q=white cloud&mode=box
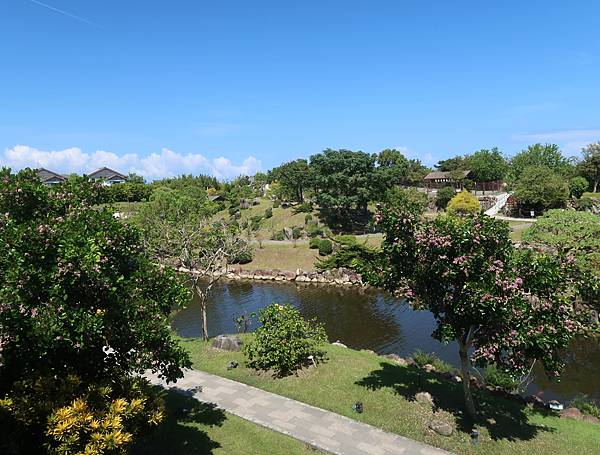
[512,129,600,154]
[0,145,262,180]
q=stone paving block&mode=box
[144,369,453,455]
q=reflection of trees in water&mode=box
[292,285,403,351]
[533,336,600,400]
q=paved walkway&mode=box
[146,369,452,455]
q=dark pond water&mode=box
[171,279,600,404]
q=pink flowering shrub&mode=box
[373,207,594,417]
[0,168,191,452]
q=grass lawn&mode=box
[243,242,321,271]
[133,388,320,454]
[507,220,534,242]
[180,335,600,455]
[582,192,599,199]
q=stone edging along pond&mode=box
[177,266,367,287]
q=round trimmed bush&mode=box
[264,207,273,218]
[243,304,328,375]
[309,238,320,249]
[292,226,303,239]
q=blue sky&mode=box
[1,1,599,179]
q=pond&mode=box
[171,279,600,404]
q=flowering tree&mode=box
[0,169,191,452]
[374,208,592,418]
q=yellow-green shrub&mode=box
[0,375,163,455]
[447,191,481,215]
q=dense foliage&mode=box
[435,187,455,210]
[577,142,600,193]
[371,207,594,417]
[569,176,589,199]
[508,143,573,183]
[135,186,249,340]
[522,209,600,277]
[466,148,508,186]
[513,165,569,213]
[0,168,190,452]
[310,148,376,215]
[446,190,481,215]
[269,159,312,202]
[244,304,328,375]
[385,186,428,213]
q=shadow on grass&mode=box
[356,362,555,442]
[133,388,225,455]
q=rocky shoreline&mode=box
[178,265,367,287]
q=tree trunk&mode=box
[459,341,477,419]
[594,180,598,193]
[201,299,208,341]
[194,283,209,341]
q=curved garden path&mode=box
[146,369,452,455]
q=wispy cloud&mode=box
[512,129,600,154]
[28,0,95,26]
[1,145,262,180]
[392,145,438,166]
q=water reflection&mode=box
[171,279,599,403]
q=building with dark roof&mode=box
[88,167,128,185]
[424,170,471,189]
[35,168,66,185]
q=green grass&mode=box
[243,242,320,271]
[582,192,599,199]
[507,220,534,242]
[133,388,320,454]
[180,335,600,455]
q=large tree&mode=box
[373,149,429,198]
[310,149,376,221]
[372,208,593,418]
[0,169,190,452]
[269,159,312,202]
[465,148,508,193]
[509,143,573,183]
[513,165,569,213]
[135,187,249,341]
[577,142,600,193]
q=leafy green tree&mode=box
[269,159,312,202]
[569,176,589,199]
[385,186,428,213]
[447,190,481,215]
[310,149,376,225]
[135,188,249,341]
[152,174,220,192]
[466,148,508,193]
[435,155,468,172]
[0,168,190,452]
[373,209,593,418]
[509,143,573,183]
[373,149,430,197]
[435,186,455,210]
[127,172,146,184]
[577,142,600,193]
[513,165,569,213]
